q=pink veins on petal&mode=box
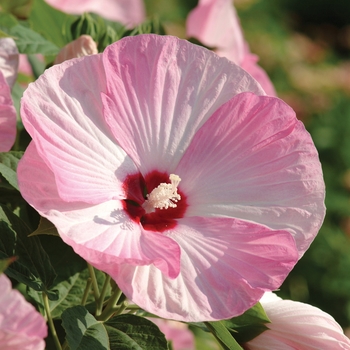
[17,34,325,322]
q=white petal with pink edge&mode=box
[20,54,138,204]
[244,292,350,349]
[102,34,264,175]
[112,216,298,322]
[177,92,325,258]
[18,142,181,277]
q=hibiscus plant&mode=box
[0,0,349,349]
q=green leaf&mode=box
[0,151,23,190]
[29,217,59,237]
[105,314,168,350]
[29,0,76,48]
[11,23,59,55]
[28,235,110,318]
[28,235,87,316]
[62,305,109,350]
[11,82,25,121]
[122,17,166,38]
[70,12,125,52]
[0,12,59,55]
[0,30,11,38]
[0,204,57,298]
[205,321,243,350]
[0,12,18,28]
[27,53,46,78]
[222,302,270,344]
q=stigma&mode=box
[143,174,181,213]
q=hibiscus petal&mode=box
[112,216,298,322]
[20,54,138,204]
[57,202,181,278]
[0,71,16,152]
[177,92,325,257]
[0,38,19,88]
[102,34,264,175]
[186,0,245,65]
[0,274,47,350]
[186,1,276,96]
[244,292,350,349]
[18,142,180,277]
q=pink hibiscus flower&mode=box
[0,38,18,152]
[186,0,276,96]
[18,34,325,321]
[244,292,350,349]
[149,318,195,350]
[0,274,47,350]
[45,0,145,27]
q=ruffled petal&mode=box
[0,38,19,88]
[177,92,325,257]
[112,216,298,322]
[186,0,245,65]
[244,292,350,349]
[18,142,180,277]
[55,202,181,278]
[102,34,263,175]
[20,54,139,204]
[186,1,276,96]
[0,71,16,152]
[0,274,47,350]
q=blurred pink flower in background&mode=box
[186,0,276,96]
[18,54,34,77]
[18,34,324,321]
[0,38,18,89]
[0,274,47,350]
[244,292,350,349]
[54,35,98,65]
[45,0,145,27]
[149,318,195,350]
[0,38,18,152]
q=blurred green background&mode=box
[144,0,350,332]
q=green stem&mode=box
[81,278,93,306]
[87,263,100,303]
[98,300,129,321]
[43,292,62,350]
[96,285,123,321]
[126,304,141,309]
[114,300,129,316]
[96,275,111,316]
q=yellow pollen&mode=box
[143,174,181,213]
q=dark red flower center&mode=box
[122,170,188,232]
